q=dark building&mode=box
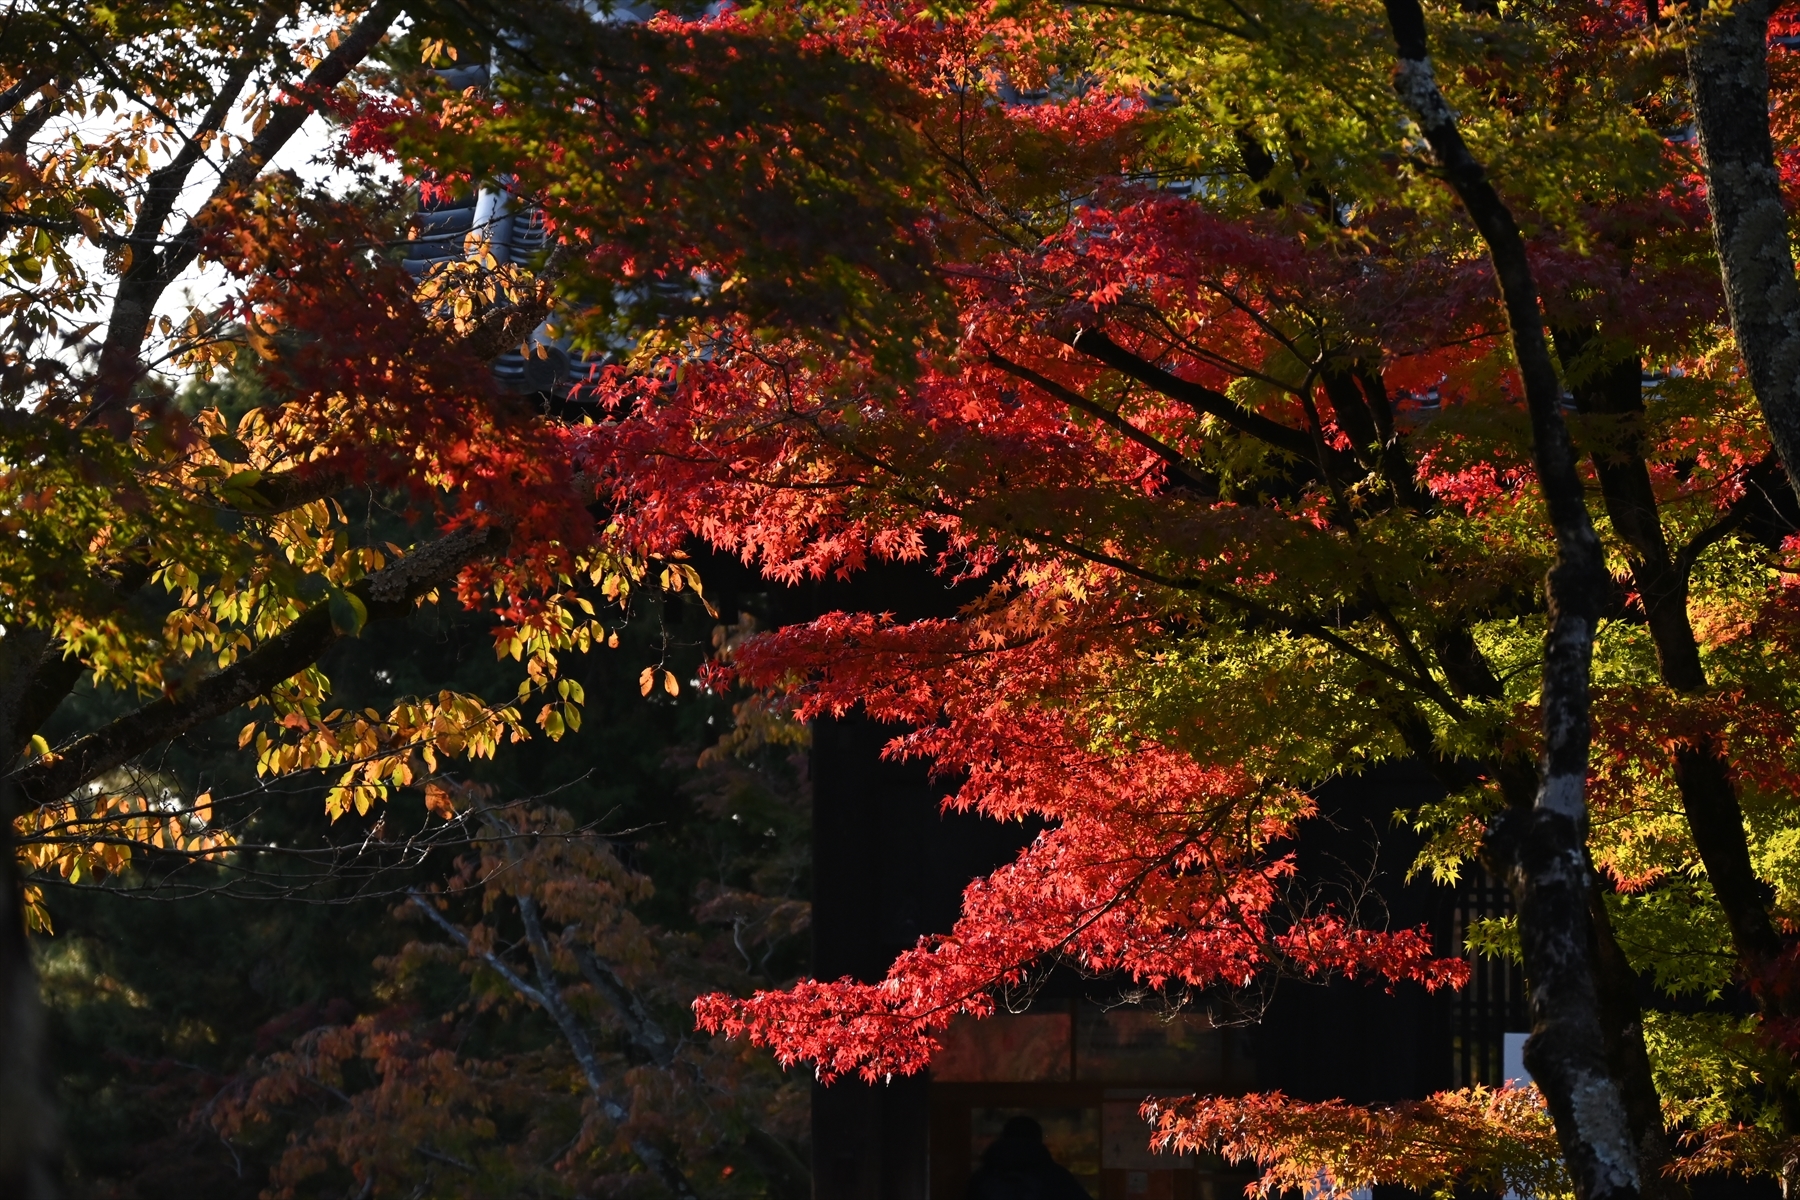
[809,711,1527,1200]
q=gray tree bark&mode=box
[1385,3,1640,1197]
[409,891,702,1199]
[1687,0,1800,501]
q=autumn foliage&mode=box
[383,0,1800,1189]
[1148,1087,1569,1196]
[18,0,1800,1192]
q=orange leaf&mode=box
[424,782,457,819]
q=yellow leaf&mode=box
[662,670,679,697]
[21,886,51,935]
[639,667,655,696]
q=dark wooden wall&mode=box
[808,729,1485,1199]
[811,713,1034,1200]
[1252,763,1461,1105]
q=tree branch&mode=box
[91,0,403,427]
[1016,521,1469,715]
[985,349,1216,494]
[128,6,282,256]
[1067,327,1340,469]
[221,455,363,514]
[1322,366,1431,511]
[462,804,704,1200]
[515,893,614,1095]
[0,70,54,120]
[176,0,403,271]
[8,558,154,763]
[0,85,63,158]
[408,891,549,1007]
[1555,327,1704,692]
[1672,452,1794,582]
[0,214,125,246]
[514,894,701,1200]
[573,945,676,1068]
[11,523,508,808]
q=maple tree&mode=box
[204,736,815,1200]
[345,0,1800,1194]
[200,734,813,1200]
[25,579,815,1199]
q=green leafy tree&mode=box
[0,1,710,1191]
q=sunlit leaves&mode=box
[1147,1086,1569,1199]
[0,5,670,918]
[14,770,233,889]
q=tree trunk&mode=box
[1589,880,1684,1200]
[1686,0,1800,501]
[1384,3,1640,1196]
[1556,324,1800,1184]
[0,820,53,1199]
[0,629,57,1197]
